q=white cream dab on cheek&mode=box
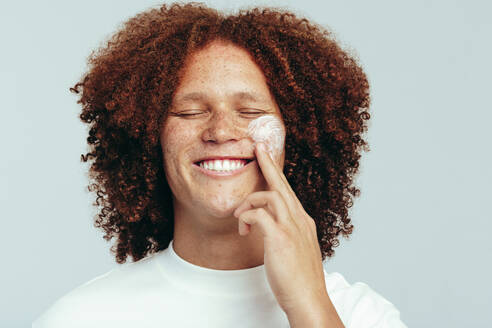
[247,115,285,161]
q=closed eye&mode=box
[239,109,265,116]
[170,110,206,118]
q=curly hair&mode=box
[70,2,371,264]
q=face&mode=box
[160,40,285,221]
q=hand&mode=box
[233,142,343,326]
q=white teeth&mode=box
[199,159,247,172]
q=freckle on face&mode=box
[159,40,285,220]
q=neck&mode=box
[172,201,265,270]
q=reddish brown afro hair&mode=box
[70,2,371,264]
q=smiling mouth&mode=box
[193,158,255,175]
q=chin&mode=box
[205,208,236,220]
[204,194,241,218]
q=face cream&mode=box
[247,115,285,162]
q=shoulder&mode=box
[33,253,162,328]
[324,270,408,328]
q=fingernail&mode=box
[258,142,266,151]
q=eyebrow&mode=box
[173,91,270,105]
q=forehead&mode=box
[174,41,271,96]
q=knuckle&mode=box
[254,207,267,217]
[271,190,284,204]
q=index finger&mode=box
[255,142,305,214]
[255,142,283,190]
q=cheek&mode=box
[160,121,195,165]
[161,125,177,162]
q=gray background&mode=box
[1,0,490,327]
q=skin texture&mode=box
[161,41,285,270]
[71,2,370,270]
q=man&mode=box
[34,3,407,327]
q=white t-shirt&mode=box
[33,240,407,327]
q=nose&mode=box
[201,110,245,144]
